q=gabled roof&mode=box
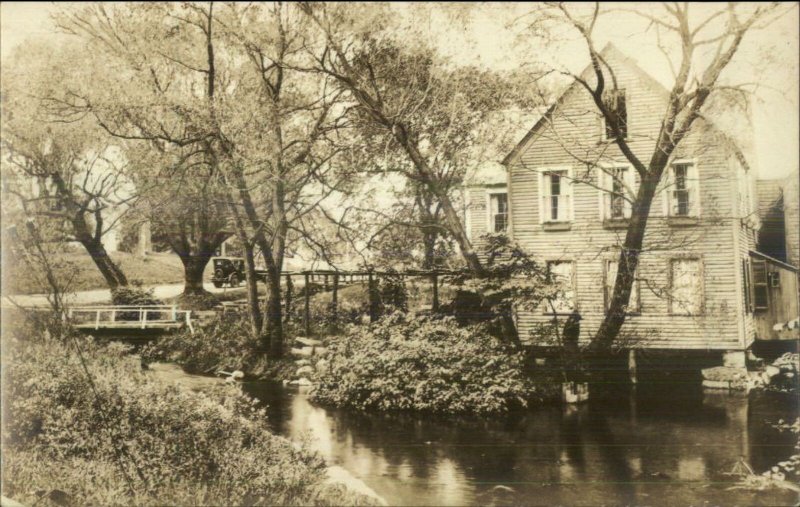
[502,43,669,167]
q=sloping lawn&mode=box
[5,251,187,295]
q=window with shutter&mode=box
[751,260,768,311]
[539,169,572,223]
[742,259,752,313]
[668,162,700,218]
[488,192,508,233]
[599,165,635,220]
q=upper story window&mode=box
[599,165,635,220]
[602,89,627,141]
[488,192,508,233]
[667,161,700,218]
[538,168,573,224]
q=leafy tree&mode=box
[300,3,539,277]
[1,42,134,291]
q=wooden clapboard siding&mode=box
[506,47,748,350]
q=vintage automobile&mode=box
[211,257,246,288]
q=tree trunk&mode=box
[591,171,663,352]
[422,229,437,270]
[242,242,263,335]
[179,254,211,295]
[79,237,129,290]
[264,265,284,358]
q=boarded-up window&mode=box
[751,260,768,311]
[670,258,703,315]
[546,260,576,314]
[602,89,627,140]
[605,259,640,313]
[489,193,508,233]
[539,169,573,223]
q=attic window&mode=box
[602,89,627,140]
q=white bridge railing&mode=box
[66,305,194,333]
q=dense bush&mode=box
[377,270,408,314]
[111,285,163,306]
[2,332,378,506]
[288,284,371,336]
[311,312,559,414]
[141,313,268,376]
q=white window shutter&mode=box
[624,167,636,218]
[568,167,575,221]
[690,163,701,217]
[537,171,545,224]
[597,168,607,220]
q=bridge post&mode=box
[368,272,379,323]
[304,273,311,336]
[331,273,339,326]
[324,274,329,291]
[285,274,293,323]
[141,308,147,329]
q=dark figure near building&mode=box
[563,310,582,378]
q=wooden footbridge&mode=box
[50,268,455,337]
[66,305,195,333]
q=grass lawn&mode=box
[5,251,191,295]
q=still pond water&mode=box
[242,380,798,506]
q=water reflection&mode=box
[242,382,798,506]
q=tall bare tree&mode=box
[520,2,786,352]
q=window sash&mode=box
[540,169,572,223]
[751,259,769,310]
[489,193,508,232]
[667,163,699,217]
[599,166,635,219]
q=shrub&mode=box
[311,312,558,414]
[141,313,266,375]
[111,285,165,321]
[377,270,408,314]
[2,333,379,506]
[111,285,164,307]
[288,284,371,336]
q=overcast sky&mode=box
[2,2,798,179]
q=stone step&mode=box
[295,337,324,347]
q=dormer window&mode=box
[602,89,627,140]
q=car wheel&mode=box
[229,273,239,287]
